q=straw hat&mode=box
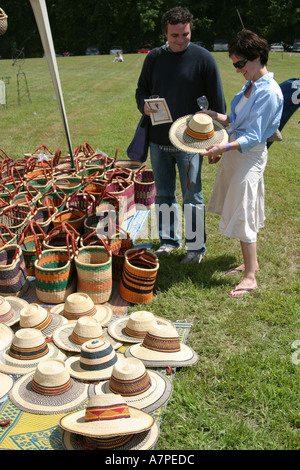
[0,328,66,375]
[169,113,228,154]
[89,356,173,413]
[49,292,113,326]
[107,310,173,344]
[0,296,29,327]
[0,372,14,400]
[52,316,121,353]
[19,303,68,337]
[59,393,154,438]
[125,324,199,367]
[0,323,14,351]
[65,339,120,381]
[61,422,160,450]
[9,358,89,414]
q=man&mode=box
[135,6,226,263]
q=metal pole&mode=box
[29,0,74,167]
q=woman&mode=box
[201,29,283,297]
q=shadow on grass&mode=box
[154,251,238,293]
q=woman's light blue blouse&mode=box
[227,72,283,153]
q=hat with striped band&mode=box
[88,356,173,413]
[59,393,154,438]
[107,310,173,344]
[0,372,14,400]
[9,358,89,414]
[124,324,199,367]
[65,339,120,381]
[0,323,14,351]
[169,113,228,154]
[49,292,113,326]
[52,316,121,353]
[0,296,29,327]
[19,303,68,337]
[61,421,160,450]
[0,328,66,375]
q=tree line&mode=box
[0,0,299,59]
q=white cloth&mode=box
[207,140,267,243]
[0,81,6,105]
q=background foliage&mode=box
[0,0,299,58]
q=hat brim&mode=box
[0,323,14,351]
[89,369,173,413]
[0,297,29,327]
[65,352,121,381]
[52,322,122,353]
[49,304,113,326]
[124,342,199,367]
[59,404,154,438]
[107,316,173,344]
[0,372,14,399]
[9,371,88,414]
[61,421,160,450]
[0,342,67,375]
[169,114,228,154]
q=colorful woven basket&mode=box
[75,243,112,304]
[108,226,134,281]
[19,220,45,276]
[106,177,136,220]
[34,247,77,304]
[0,244,29,297]
[134,167,156,209]
[119,248,159,304]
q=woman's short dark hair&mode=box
[161,6,193,33]
[228,29,269,65]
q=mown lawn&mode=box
[0,51,299,450]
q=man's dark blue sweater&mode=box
[136,42,226,146]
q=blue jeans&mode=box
[150,142,206,253]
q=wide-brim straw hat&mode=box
[59,393,154,438]
[0,323,14,351]
[49,292,113,326]
[169,113,228,154]
[9,358,89,414]
[0,372,14,400]
[125,324,199,367]
[52,316,121,353]
[0,296,29,327]
[0,328,66,375]
[65,339,120,381]
[19,303,68,337]
[107,310,173,344]
[61,421,160,450]
[89,356,173,413]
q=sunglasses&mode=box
[233,58,248,69]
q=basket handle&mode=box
[127,248,157,268]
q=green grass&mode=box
[0,52,299,450]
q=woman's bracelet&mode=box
[225,143,231,152]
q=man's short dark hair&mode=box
[161,6,193,33]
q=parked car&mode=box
[137,45,151,53]
[85,46,100,55]
[110,46,123,55]
[213,39,229,51]
[270,44,284,52]
[292,39,300,52]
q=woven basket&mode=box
[0,8,8,36]
[0,244,29,297]
[75,243,112,304]
[66,189,96,217]
[119,248,159,304]
[42,222,80,251]
[19,220,45,276]
[106,177,136,220]
[134,167,156,208]
[32,197,58,234]
[0,224,17,248]
[108,225,134,281]
[34,246,77,304]
[0,203,33,241]
[114,159,143,177]
[52,206,87,232]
